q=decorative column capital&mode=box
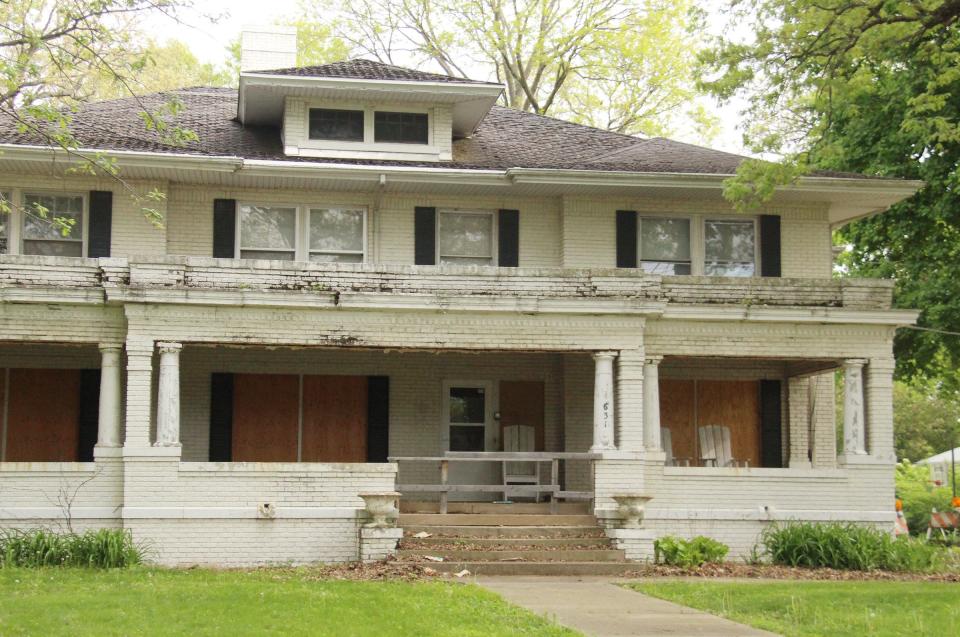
[644,355,664,366]
[593,350,618,362]
[157,342,183,355]
[843,358,867,369]
[98,342,123,354]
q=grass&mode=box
[0,568,578,637]
[628,580,960,637]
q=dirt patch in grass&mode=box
[620,562,960,582]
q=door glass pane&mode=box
[438,212,493,262]
[309,208,364,252]
[239,205,296,252]
[704,219,755,277]
[449,425,485,452]
[449,387,485,424]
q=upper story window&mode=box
[704,219,756,277]
[0,191,9,254]
[438,210,495,266]
[22,193,84,257]
[374,112,429,144]
[639,217,691,275]
[237,202,366,263]
[308,108,364,141]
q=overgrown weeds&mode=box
[654,535,729,568]
[0,528,144,568]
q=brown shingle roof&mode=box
[0,85,865,178]
[248,58,501,86]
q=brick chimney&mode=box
[240,26,297,72]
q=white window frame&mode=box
[306,206,368,263]
[436,209,498,266]
[302,100,435,153]
[235,202,368,263]
[637,214,694,276]
[702,216,759,278]
[17,190,88,258]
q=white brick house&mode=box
[0,32,921,565]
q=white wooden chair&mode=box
[660,428,690,466]
[503,425,539,501]
[698,425,748,468]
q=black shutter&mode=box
[77,369,101,462]
[88,191,113,258]
[616,210,638,268]
[213,199,237,258]
[414,207,436,265]
[759,380,783,468]
[498,209,519,267]
[759,215,781,277]
[209,373,234,462]
[367,376,390,462]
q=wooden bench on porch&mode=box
[389,451,599,514]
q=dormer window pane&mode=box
[705,219,756,277]
[309,208,364,263]
[374,112,429,144]
[438,211,493,265]
[239,204,296,260]
[309,108,364,141]
[22,193,83,257]
[639,217,691,275]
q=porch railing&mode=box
[389,451,598,514]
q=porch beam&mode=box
[96,344,123,448]
[154,342,182,448]
[842,358,867,456]
[642,356,663,452]
[590,351,617,452]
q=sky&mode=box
[144,0,750,154]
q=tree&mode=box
[701,1,960,388]
[0,1,196,229]
[293,0,714,138]
[892,380,960,462]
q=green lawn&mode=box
[0,568,577,637]
[628,580,960,637]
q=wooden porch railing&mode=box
[389,451,598,514]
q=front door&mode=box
[442,381,498,500]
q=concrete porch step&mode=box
[400,501,590,515]
[398,548,625,562]
[403,525,606,538]
[398,513,596,527]
[402,536,612,548]
[424,561,640,576]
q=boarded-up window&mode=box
[4,369,81,462]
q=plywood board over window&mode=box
[4,369,81,462]
[301,375,367,462]
[232,374,299,462]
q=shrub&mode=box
[654,535,729,567]
[896,461,954,535]
[0,528,144,568]
[761,521,945,572]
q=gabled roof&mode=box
[247,58,501,86]
[0,85,867,179]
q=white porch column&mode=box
[642,355,663,451]
[591,351,617,452]
[123,341,154,448]
[154,342,182,447]
[865,357,896,461]
[615,349,644,451]
[96,344,123,448]
[843,358,867,456]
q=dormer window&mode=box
[308,108,364,141]
[374,112,429,144]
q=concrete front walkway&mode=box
[478,576,779,637]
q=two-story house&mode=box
[0,27,920,566]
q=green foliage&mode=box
[653,535,729,567]
[895,460,955,535]
[892,380,960,462]
[0,529,144,568]
[702,1,960,388]
[761,521,944,572]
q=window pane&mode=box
[0,191,9,254]
[23,240,83,257]
[640,218,690,261]
[641,261,692,275]
[239,205,296,251]
[308,109,364,141]
[705,219,755,277]
[374,111,429,144]
[449,425,485,452]
[309,208,363,252]
[23,194,83,241]
[440,256,495,266]
[449,387,485,424]
[239,249,295,261]
[438,212,492,260]
[309,252,363,263]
